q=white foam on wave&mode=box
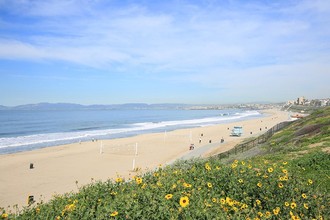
[0,110,261,150]
[133,110,260,129]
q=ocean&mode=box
[0,109,263,154]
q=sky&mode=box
[0,0,329,106]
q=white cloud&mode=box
[0,0,329,94]
[0,40,46,59]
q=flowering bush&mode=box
[3,151,329,220]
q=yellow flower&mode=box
[282,169,288,174]
[115,177,123,183]
[227,200,234,206]
[1,213,8,219]
[302,193,307,199]
[291,202,297,209]
[110,211,118,217]
[273,207,280,215]
[220,198,226,204]
[212,198,217,203]
[303,203,309,209]
[63,203,76,213]
[241,161,246,165]
[36,207,40,213]
[291,215,300,220]
[248,164,252,169]
[285,202,289,207]
[55,216,61,220]
[257,182,262,188]
[308,179,313,185]
[258,212,263,217]
[183,183,192,188]
[135,177,143,185]
[268,167,274,173]
[238,179,244,184]
[231,163,237,169]
[283,161,288,165]
[205,163,211,171]
[165,194,173,200]
[256,199,261,206]
[216,166,221,170]
[278,183,284,188]
[207,182,213,188]
[241,204,248,210]
[265,211,271,218]
[179,196,189,208]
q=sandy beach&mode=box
[0,109,289,209]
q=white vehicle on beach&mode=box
[231,126,243,137]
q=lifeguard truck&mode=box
[231,126,243,137]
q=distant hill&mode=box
[0,103,191,110]
[12,103,83,110]
[0,105,9,110]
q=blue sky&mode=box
[0,0,329,106]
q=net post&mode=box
[100,141,103,154]
[135,143,138,156]
[132,158,136,171]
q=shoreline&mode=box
[0,109,262,155]
[0,109,289,209]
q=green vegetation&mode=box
[2,107,329,219]
[286,105,323,114]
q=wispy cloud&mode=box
[1,1,328,69]
[0,0,329,104]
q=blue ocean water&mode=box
[0,109,263,154]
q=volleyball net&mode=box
[100,141,138,156]
[163,130,192,142]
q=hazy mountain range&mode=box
[0,103,193,110]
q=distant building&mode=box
[286,96,329,108]
[297,96,306,105]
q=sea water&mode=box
[0,109,263,154]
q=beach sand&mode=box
[0,109,289,209]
